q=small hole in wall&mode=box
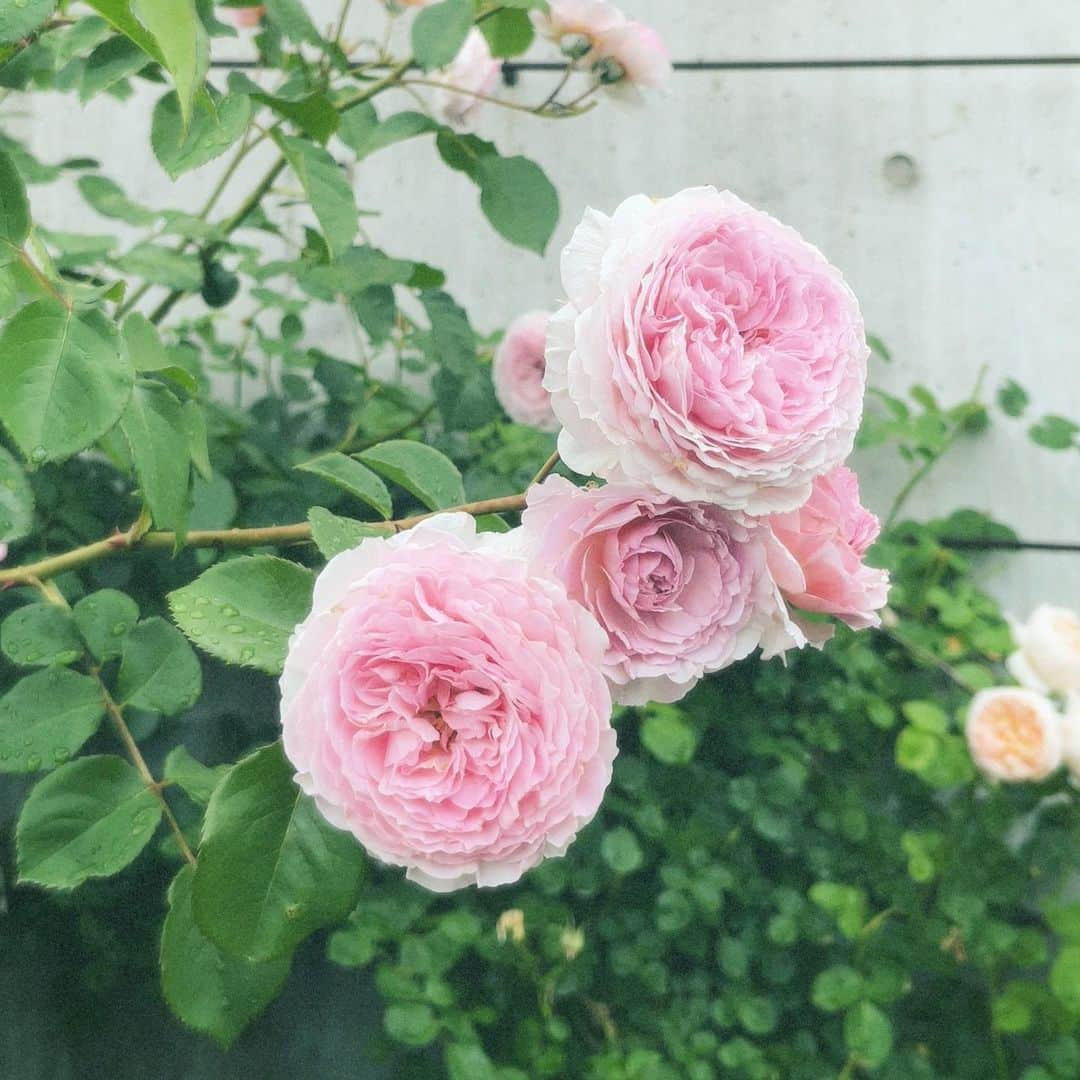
[883,153,919,189]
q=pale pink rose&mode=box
[965,687,1063,783]
[0,543,6,562]
[766,465,889,637]
[493,311,558,432]
[530,0,627,59]
[224,5,265,28]
[545,188,869,514]
[431,29,501,132]
[1006,604,1080,695]
[521,476,804,705]
[280,514,616,892]
[593,21,672,97]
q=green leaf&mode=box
[0,0,58,47]
[385,1002,440,1047]
[77,174,157,226]
[16,755,162,888]
[844,1001,893,1068]
[84,0,166,65]
[168,555,314,674]
[122,312,170,372]
[1051,946,1080,1012]
[161,865,291,1049]
[476,154,559,255]
[272,132,358,260]
[812,966,865,1012]
[117,617,202,716]
[151,87,252,179]
[446,1044,498,1080]
[297,453,392,519]
[116,244,204,290]
[1,603,84,667]
[640,706,698,765]
[1029,414,1079,451]
[120,382,193,534]
[80,35,150,102]
[192,742,365,961]
[0,668,104,774]
[163,746,228,806]
[263,0,322,44]
[479,9,534,57]
[997,379,1029,418]
[338,107,439,162]
[227,74,339,144]
[421,289,475,375]
[307,507,384,560]
[601,827,644,874]
[0,299,132,463]
[0,146,30,247]
[358,440,465,511]
[412,0,475,71]
[68,597,138,676]
[0,444,34,542]
[132,0,209,128]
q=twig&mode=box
[531,450,561,486]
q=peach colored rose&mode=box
[1006,604,1080,695]
[224,5,265,29]
[493,310,558,431]
[545,188,869,514]
[522,476,804,705]
[431,29,501,132]
[767,465,889,638]
[531,0,627,60]
[965,687,1063,783]
[280,514,615,892]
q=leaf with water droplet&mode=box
[117,617,202,717]
[73,589,139,663]
[1,603,84,668]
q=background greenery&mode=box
[0,3,1078,1078]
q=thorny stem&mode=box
[0,494,530,587]
[531,450,561,486]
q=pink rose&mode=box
[545,187,869,513]
[493,310,558,432]
[965,687,1063,783]
[1064,694,1080,783]
[224,5,265,28]
[531,1,627,59]
[280,514,616,892]
[431,29,501,132]
[593,22,672,98]
[766,465,889,637]
[521,476,804,705]
[0,543,6,562]
[1006,604,1080,695]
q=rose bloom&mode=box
[280,514,616,892]
[593,22,672,98]
[1006,604,1080,695]
[0,543,6,562]
[965,687,1063,783]
[767,465,889,639]
[545,187,869,514]
[531,1,627,58]
[522,476,804,705]
[223,5,265,28]
[493,310,558,431]
[431,29,501,132]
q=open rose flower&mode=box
[766,465,889,640]
[493,310,558,431]
[280,514,615,892]
[431,29,501,132]
[521,476,804,705]
[1006,604,1080,695]
[545,187,869,514]
[223,5,265,28]
[531,1,627,60]
[965,687,1063,783]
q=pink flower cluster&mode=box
[281,188,888,892]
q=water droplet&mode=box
[221,605,239,617]
[225,624,243,634]
[111,622,128,636]
[25,753,41,771]
[30,446,46,464]
[53,746,70,764]
[239,646,255,663]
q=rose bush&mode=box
[0,1,1077,1077]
